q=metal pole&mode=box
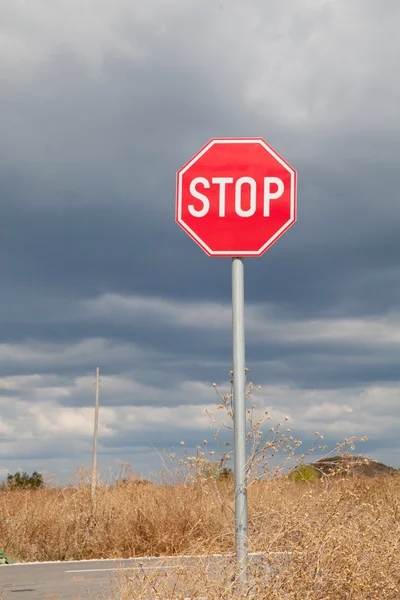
[232,257,248,583]
[91,367,100,501]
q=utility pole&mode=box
[91,367,100,501]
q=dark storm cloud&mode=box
[2,144,400,333]
[1,0,400,475]
[4,304,400,400]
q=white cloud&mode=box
[0,370,219,476]
[250,313,400,349]
[83,293,232,330]
[0,366,399,473]
[2,293,400,470]
[0,337,150,368]
[243,0,400,139]
[245,382,400,440]
[28,403,115,438]
[0,369,216,412]
[82,292,400,352]
[6,303,400,369]
[0,0,398,179]
[0,0,162,73]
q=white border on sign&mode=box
[176,138,297,257]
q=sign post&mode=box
[176,138,297,583]
[232,256,248,582]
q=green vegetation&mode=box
[288,464,320,483]
[2,471,44,490]
[0,549,14,564]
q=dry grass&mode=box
[1,474,399,598]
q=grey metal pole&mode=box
[91,367,100,501]
[232,257,248,583]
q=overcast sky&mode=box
[1,0,400,481]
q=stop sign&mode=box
[176,138,296,257]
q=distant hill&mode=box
[309,455,398,478]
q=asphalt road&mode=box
[0,553,288,599]
[2,556,184,599]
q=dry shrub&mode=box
[111,475,400,599]
[0,478,233,562]
[247,476,400,598]
[0,474,399,597]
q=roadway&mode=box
[0,553,288,599]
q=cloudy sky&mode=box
[1,0,400,481]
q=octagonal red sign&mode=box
[176,138,296,257]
